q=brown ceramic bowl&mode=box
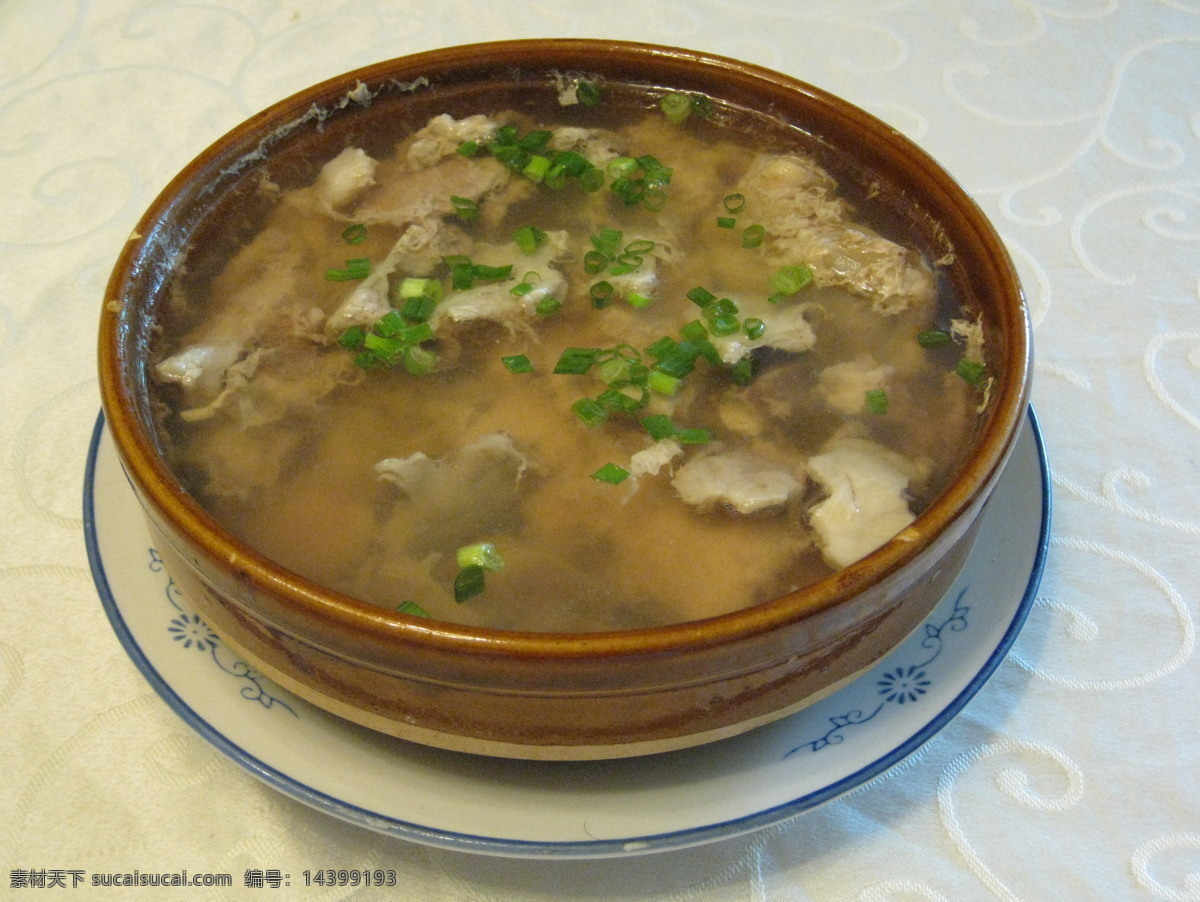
[98,39,1031,759]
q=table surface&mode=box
[3,2,1198,899]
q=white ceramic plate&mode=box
[84,408,1049,859]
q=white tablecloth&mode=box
[3,1,1198,899]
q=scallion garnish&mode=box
[583,250,609,275]
[647,370,681,396]
[535,296,562,316]
[341,223,367,245]
[571,397,608,428]
[456,542,505,572]
[917,329,953,349]
[501,354,534,374]
[337,325,366,351]
[956,358,987,386]
[451,195,480,221]
[770,264,814,296]
[396,600,431,618]
[591,463,630,485]
[454,566,487,603]
[576,80,602,106]
[400,294,438,323]
[554,347,601,375]
[325,257,372,281]
[513,225,547,255]
[676,427,712,444]
[522,155,553,183]
[644,335,678,359]
[743,317,766,340]
[865,388,889,415]
[590,281,615,308]
[627,291,654,308]
[402,344,439,376]
[641,413,677,441]
[660,92,693,126]
[716,216,736,229]
[723,193,747,214]
[741,224,766,248]
[686,286,717,308]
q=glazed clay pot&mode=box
[98,39,1031,759]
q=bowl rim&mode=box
[98,37,1032,661]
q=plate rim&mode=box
[83,406,1051,859]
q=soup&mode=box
[149,79,990,632]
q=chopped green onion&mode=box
[501,354,534,374]
[591,227,624,257]
[535,296,562,316]
[454,566,487,603]
[642,413,677,441]
[686,286,717,308]
[522,154,553,183]
[624,239,656,255]
[689,94,714,118]
[554,347,601,375]
[325,256,371,281]
[450,261,474,290]
[583,250,609,275]
[676,427,712,444]
[518,130,553,152]
[451,195,479,221]
[607,157,638,179]
[647,370,681,396]
[457,140,480,157]
[741,224,766,248]
[707,313,740,336]
[571,397,608,428]
[513,225,547,254]
[396,600,431,618]
[770,264,814,295]
[590,281,615,308]
[917,329,953,349]
[396,276,440,300]
[576,80,602,106]
[956,358,987,386]
[660,91,692,126]
[337,325,365,351]
[396,322,434,344]
[709,297,739,317]
[402,345,438,376]
[743,317,766,340]
[457,542,505,572]
[591,463,630,485]
[716,216,736,229]
[596,355,634,385]
[644,335,678,359]
[626,291,654,308]
[400,294,438,323]
[642,189,668,211]
[723,193,746,214]
[472,263,513,282]
[865,388,889,415]
[341,223,367,245]
[597,383,649,413]
[652,340,699,378]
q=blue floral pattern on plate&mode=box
[786,587,970,756]
[148,548,297,717]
